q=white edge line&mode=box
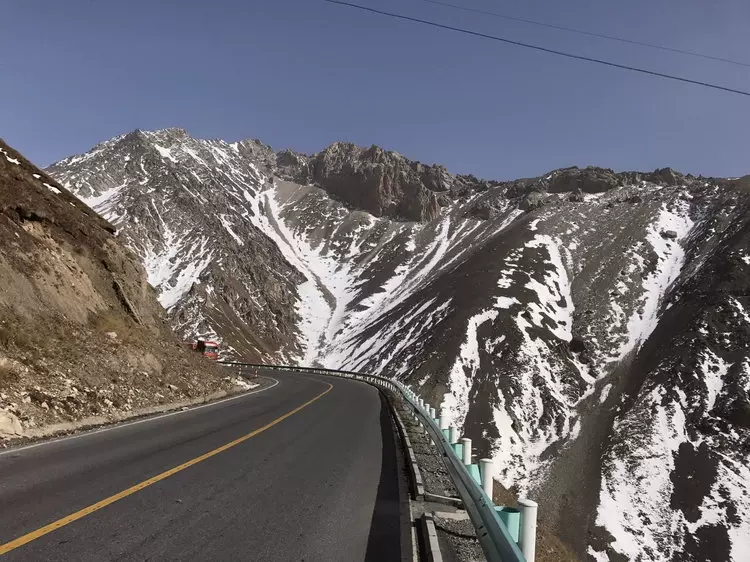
[0,377,280,457]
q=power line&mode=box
[324,0,750,98]
[421,0,750,69]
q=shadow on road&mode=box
[364,391,406,561]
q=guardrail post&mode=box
[495,506,521,544]
[437,416,447,439]
[429,407,436,420]
[448,426,458,444]
[479,458,493,498]
[460,438,472,465]
[518,498,538,562]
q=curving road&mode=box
[0,371,407,561]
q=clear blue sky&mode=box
[2,0,748,180]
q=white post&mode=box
[448,426,458,444]
[429,407,436,421]
[518,498,538,562]
[460,438,472,465]
[479,458,493,498]
[439,415,449,430]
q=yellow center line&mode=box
[0,382,333,556]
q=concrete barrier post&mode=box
[518,498,538,562]
[479,458,493,498]
[460,438,472,465]
[439,415,448,430]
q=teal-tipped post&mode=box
[495,506,521,544]
[468,463,481,486]
[452,442,463,459]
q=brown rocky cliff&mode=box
[0,139,239,442]
[277,142,488,222]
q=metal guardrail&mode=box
[222,361,531,562]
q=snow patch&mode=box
[218,214,243,245]
[154,144,177,163]
[618,203,694,357]
[698,349,731,412]
[229,377,259,391]
[596,387,687,560]
[495,296,519,309]
[442,309,499,427]
[729,297,750,325]
[524,235,574,341]
[43,183,61,195]
[0,148,20,165]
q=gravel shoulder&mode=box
[1,373,275,450]
[389,390,485,562]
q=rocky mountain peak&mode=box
[649,166,685,186]
[142,127,190,143]
[307,142,443,221]
[273,140,489,222]
[545,166,620,194]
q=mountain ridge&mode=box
[47,128,750,561]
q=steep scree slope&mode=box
[0,138,239,443]
[49,130,750,561]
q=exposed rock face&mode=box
[520,190,547,211]
[0,138,238,443]
[49,129,750,561]
[276,142,488,221]
[546,166,620,194]
[0,408,23,438]
[648,166,684,186]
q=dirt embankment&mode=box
[0,139,243,443]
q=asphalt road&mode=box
[0,371,407,561]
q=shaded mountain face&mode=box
[276,142,492,221]
[49,130,750,561]
[0,139,239,442]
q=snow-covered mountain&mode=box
[48,129,750,561]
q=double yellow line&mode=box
[0,383,333,556]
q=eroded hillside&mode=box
[0,139,241,443]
